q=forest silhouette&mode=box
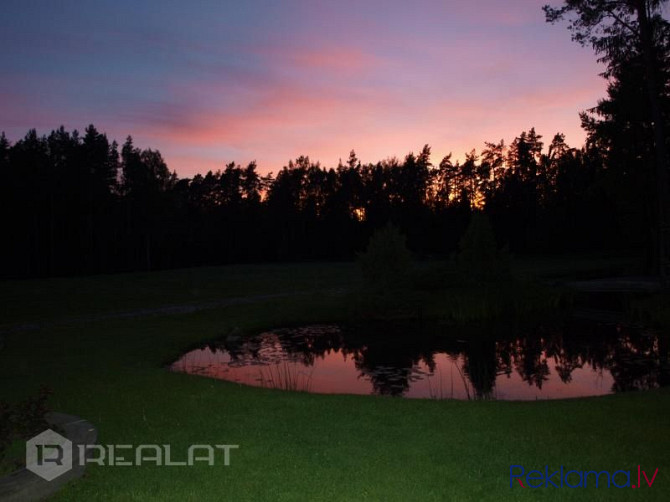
[1,1,668,279]
[0,124,650,278]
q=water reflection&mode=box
[170,319,669,400]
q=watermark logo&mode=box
[510,465,659,489]
[26,429,73,481]
[26,429,239,481]
[81,444,239,467]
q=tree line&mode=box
[0,123,641,278]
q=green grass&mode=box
[1,258,669,500]
[0,262,357,327]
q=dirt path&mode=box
[0,288,346,335]
[564,276,662,292]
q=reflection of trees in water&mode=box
[541,326,584,383]
[607,332,666,392]
[508,321,670,394]
[344,323,438,396]
[550,346,585,384]
[200,320,669,397]
[353,348,436,396]
[462,338,497,399]
[215,325,353,367]
[510,335,550,389]
[354,348,413,396]
[274,325,351,366]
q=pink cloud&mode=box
[272,46,378,74]
[130,64,606,177]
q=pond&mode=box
[170,314,670,400]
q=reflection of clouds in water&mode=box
[170,321,669,400]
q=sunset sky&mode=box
[1,0,607,178]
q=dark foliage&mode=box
[0,121,650,279]
[0,386,51,463]
[456,211,510,284]
[358,223,412,292]
[544,0,670,279]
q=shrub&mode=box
[456,211,510,284]
[355,224,416,319]
[358,223,412,293]
[0,386,51,465]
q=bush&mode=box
[358,223,412,293]
[0,386,51,466]
[456,211,510,284]
[354,224,416,319]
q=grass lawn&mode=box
[1,257,669,500]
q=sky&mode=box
[0,0,608,178]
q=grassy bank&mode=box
[631,292,670,328]
[1,257,668,500]
[0,262,358,327]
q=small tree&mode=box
[354,223,416,319]
[457,211,509,284]
[358,223,412,292]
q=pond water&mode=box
[170,317,669,400]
